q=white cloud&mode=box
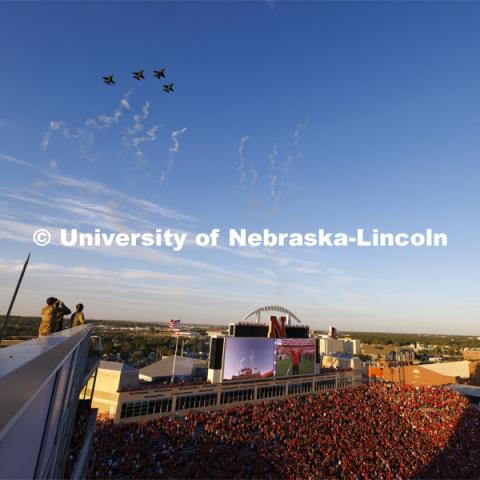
[160,127,188,184]
[293,119,308,148]
[268,144,278,199]
[88,91,132,130]
[238,135,250,188]
[49,173,196,222]
[126,102,150,135]
[131,124,162,159]
[42,120,81,150]
[48,159,58,171]
[122,102,164,161]
[265,119,309,206]
[0,153,33,168]
[0,259,193,288]
[285,118,309,173]
[42,91,131,152]
[168,127,188,157]
[238,136,259,191]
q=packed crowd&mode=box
[88,384,480,479]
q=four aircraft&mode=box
[102,68,174,93]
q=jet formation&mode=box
[102,68,173,93]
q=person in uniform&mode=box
[55,300,71,332]
[38,297,71,336]
[71,303,86,327]
[39,297,57,336]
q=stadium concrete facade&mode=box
[0,325,97,480]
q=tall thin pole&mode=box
[171,333,180,384]
[0,252,30,342]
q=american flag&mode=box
[169,319,181,337]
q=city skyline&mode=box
[1,2,480,334]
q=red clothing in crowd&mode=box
[88,383,480,480]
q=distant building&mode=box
[463,349,480,361]
[318,336,345,355]
[362,343,389,359]
[342,338,361,355]
[368,360,471,386]
[207,330,225,337]
[362,344,415,361]
[318,336,361,356]
[139,356,206,383]
[91,361,138,418]
[322,353,362,371]
[180,331,201,338]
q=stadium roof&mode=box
[421,360,470,379]
[98,360,137,372]
[448,384,480,399]
[139,356,206,381]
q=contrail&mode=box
[285,118,308,173]
[269,144,278,198]
[238,135,250,188]
[161,127,188,184]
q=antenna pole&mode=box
[171,333,180,384]
[0,252,31,342]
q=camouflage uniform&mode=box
[72,311,85,327]
[55,304,72,332]
[38,305,56,336]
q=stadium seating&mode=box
[88,383,480,479]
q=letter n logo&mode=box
[268,315,286,338]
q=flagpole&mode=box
[171,332,179,384]
[0,252,31,342]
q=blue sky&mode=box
[1,2,479,334]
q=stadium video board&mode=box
[275,338,315,377]
[223,338,275,381]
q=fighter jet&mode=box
[153,68,166,79]
[163,83,174,93]
[133,70,145,80]
[103,75,115,85]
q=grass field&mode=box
[275,357,314,377]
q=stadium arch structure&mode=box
[241,305,301,325]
